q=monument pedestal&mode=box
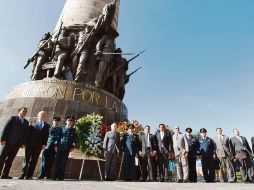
[0,79,127,128]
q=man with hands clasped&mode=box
[173,126,189,183]
[103,123,121,181]
[20,111,50,180]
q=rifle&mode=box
[108,50,145,77]
[127,49,146,63]
[127,66,142,79]
[23,30,58,69]
[49,21,64,61]
[74,18,101,57]
[94,51,135,56]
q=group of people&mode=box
[103,124,254,183]
[0,107,77,180]
[1,107,254,183]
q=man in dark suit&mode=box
[53,116,77,180]
[19,111,50,179]
[185,127,199,183]
[154,124,173,182]
[38,116,61,179]
[0,107,29,179]
[103,123,121,181]
[138,125,157,182]
[230,129,253,183]
[122,124,139,181]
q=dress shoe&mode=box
[37,176,44,180]
[177,179,183,183]
[18,176,24,180]
[1,176,12,179]
[183,179,188,183]
[25,177,33,180]
[159,178,164,182]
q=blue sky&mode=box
[0,0,254,140]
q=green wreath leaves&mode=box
[76,113,103,158]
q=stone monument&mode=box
[0,0,129,128]
[0,0,141,179]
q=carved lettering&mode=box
[56,86,66,99]
[73,88,83,100]
[105,96,111,110]
[47,86,57,98]
[92,91,100,105]
[83,90,93,103]
[7,82,124,114]
[47,86,66,99]
[38,86,48,97]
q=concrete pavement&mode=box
[0,179,253,190]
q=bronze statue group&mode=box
[24,1,142,101]
[1,106,254,183]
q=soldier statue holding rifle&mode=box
[27,32,53,81]
[53,27,74,79]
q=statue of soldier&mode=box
[30,32,53,80]
[52,28,74,79]
[71,25,94,82]
[113,48,129,100]
[110,48,129,97]
[119,72,130,100]
[95,28,118,87]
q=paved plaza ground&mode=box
[0,179,253,190]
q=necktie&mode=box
[38,122,43,130]
[176,133,179,140]
[147,134,150,147]
[161,133,164,147]
[20,117,24,125]
[220,135,223,143]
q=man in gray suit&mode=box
[103,123,121,181]
[213,128,235,183]
[172,126,189,183]
[230,129,253,183]
[138,125,157,181]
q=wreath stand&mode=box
[79,156,103,181]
